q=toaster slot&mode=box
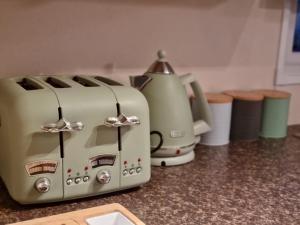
[94,76,123,86]
[45,77,71,88]
[72,76,99,87]
[17,78,43,90]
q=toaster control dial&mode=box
[96,170,111,184]
[35,178,51,193]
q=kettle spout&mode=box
[129,75,152,91]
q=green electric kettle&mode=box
[130,50,212,166]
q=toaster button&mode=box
[136,167,142,173]
[66,178,73,185]
[122,169,128,176]
[129,168,135,175]
[83,176,89,182]
[75,177,81,184]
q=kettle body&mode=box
[142,74,196,156]
[131,50,212,166]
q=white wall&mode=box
[0,0,299,124]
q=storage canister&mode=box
[255,89,291,138]
[223,90,264,141]
[201,93,233,146]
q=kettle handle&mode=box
[179,73,212,136]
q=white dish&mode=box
[86,211,135,225]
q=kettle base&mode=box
[151,151,195,167]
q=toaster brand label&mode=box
[89,155,116,168]
[25,160,58,176]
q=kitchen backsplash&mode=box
[0,0,299,124]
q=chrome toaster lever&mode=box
[104,114,140,128]
[41,118,84,133]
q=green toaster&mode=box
[0,75,150,204]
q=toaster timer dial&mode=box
[25,160,58,176]
[89,155,116,168]
[35,177,51,193]
[96,170,111,184]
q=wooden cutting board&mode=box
[8,203,145,225]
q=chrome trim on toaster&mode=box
[41,118,84,133]
[104,113,140,128]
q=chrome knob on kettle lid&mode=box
[146,50,175,75]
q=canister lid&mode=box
[253,89,291,99]
[205,93,233,103]
[223,90,264,101]
[145,50,175,75]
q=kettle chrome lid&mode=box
[145,50,175,75]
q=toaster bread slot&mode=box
[46,77,71,88]
[72,76,99,87]
[17,78,43,90]
[94,76,123,86]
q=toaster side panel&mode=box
[109,87,151,188]
[0,77,64,204]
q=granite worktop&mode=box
[1,126,300,225]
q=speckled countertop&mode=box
[1,126,300,225]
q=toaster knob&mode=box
[96,171,111,184]
[35,178,51,193]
